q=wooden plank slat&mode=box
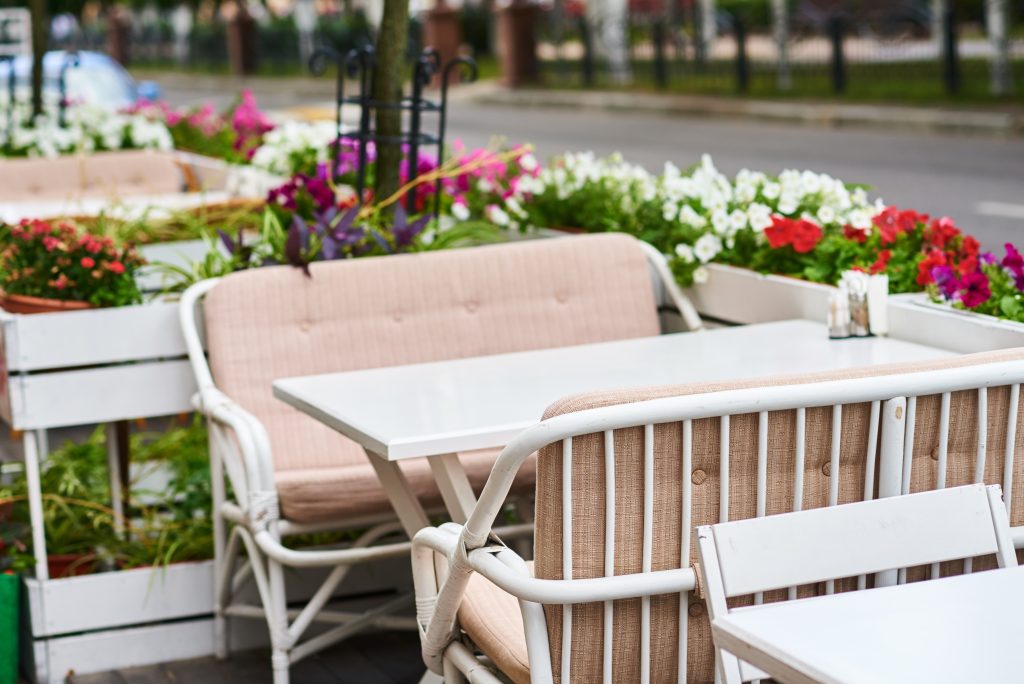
[2,299,188,372]
[10,359,197,429]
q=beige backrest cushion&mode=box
[203,233,661,472]
[534,347,1024,683]
[0,151,183,201]
[0,157,85,201]
[81,150,184,196]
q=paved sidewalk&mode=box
[145,68,1024,137]
[467,83,1024,138]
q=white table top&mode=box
[713,565,1024,684]
[273,320,954,461]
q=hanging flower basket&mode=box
[0,294,93,315]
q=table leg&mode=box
[365,449,431,537]
[427,453,477,525]
[105,423,126,534]
[23,429,49,581]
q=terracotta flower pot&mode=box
[0,294,93,315]
[47,554,96,579]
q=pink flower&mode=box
[958,272,991,308]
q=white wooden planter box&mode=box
[0,299,195,430]
[22,556,412,684]
[685,263,836,325]
[888,293,1024,353]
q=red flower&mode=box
[916,248,947,286]
[80,257,95,268]
[961,235,980,258]
[42,236,62,252]
[106,261,126,275]
[843,225,867,244]
[926,217,960,248]
[957,255,978,277]
[870,249,892,274]
[792,220,823,254]
[765,216,795,249]
[874,206,927,245]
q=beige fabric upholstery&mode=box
[276,447,536,521]
[82,150,184,196]
[202,233,661,522]
[0,151,184,201]
[459,566,532,684]
[527,347,1024,683]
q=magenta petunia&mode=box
[958,271,992,308]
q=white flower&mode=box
[694,233,723,263]
[662,202,678,222]
[816,205,836,225]
[848,208,873,230]
[477,178,494,193]
[678,205,707,229]
[674,243,695,263]
[762,182,781,201]
[747,203,773,232]
[729,209,748,233]
[486,205,510,227]
[711,209,731,235]
[778,194,799,215]
[692,266,710,284]
[451,202,470,221]
[518,153,539,172]
[799,170,822,195]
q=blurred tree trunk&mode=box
[29,0,48,119]
[372,0,409,211]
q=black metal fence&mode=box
[537,3,1024,101]
[50,13,375,74]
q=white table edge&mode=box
[712,618,842,684]
[272,381,391,457]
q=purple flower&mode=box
[267,170,335,215]
[1002,243,1024,290]
[958,272,992,309]
[931,265,959,300]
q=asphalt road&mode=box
[161,80,1024,252]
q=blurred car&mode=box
[0,50,160,110]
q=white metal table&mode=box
[712,565,1024,684]
[273,320,955,535]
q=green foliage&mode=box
[0,419,214,573]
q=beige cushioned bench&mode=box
[458,347,1024,684]
[202,233,664,523]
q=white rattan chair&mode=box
[698,483,1017,684]
[411,349,1024,683]
[178,233,699,684]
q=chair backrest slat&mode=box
[528,348,1024,684]
[711,484,999,598]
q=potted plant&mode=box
[2,429,119,578]
[0,219,145,314]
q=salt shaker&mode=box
[828,289,851,339]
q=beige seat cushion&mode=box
[203,233,661,522]
[276,448,536,523]
[459,565,531,684]
[532,347,1024,683]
